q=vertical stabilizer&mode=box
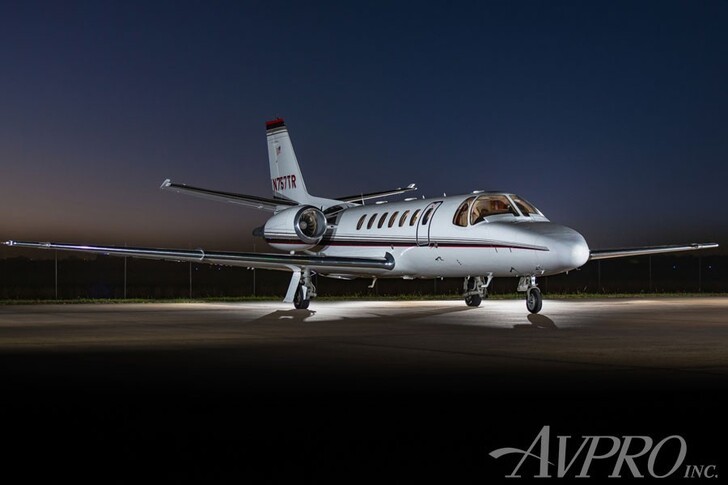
[267,118,312,204]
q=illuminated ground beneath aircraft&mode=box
[2,297,727,482]
[2,297,727,392]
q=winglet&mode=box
[160,179,172,189]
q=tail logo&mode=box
[272,175,297,191]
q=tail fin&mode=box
[267,118,313,205]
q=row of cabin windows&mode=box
[355,207,435,230]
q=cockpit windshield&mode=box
[470,195,518,224]
[510,195,540,216]
[452,193,542,226]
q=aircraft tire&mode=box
[526,287,542,314]
[293,285,310,310]
[465,295,481,307]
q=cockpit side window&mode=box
[470,195,518,224]
[510,195,540,216]
[453,197,475,227]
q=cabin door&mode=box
[416,201,442,247]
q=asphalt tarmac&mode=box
[2,298,727,482]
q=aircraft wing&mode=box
[3,241,395,272]
[160,179,297,211]
[337,184,417,204]
[589,242,718,261]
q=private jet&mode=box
[5,118,718,313]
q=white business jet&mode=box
[5,119,718,313]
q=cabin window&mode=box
[356,214,367,230]
[453,197,474,227]
[388,211,399,228]
[409,209,422,226]
[470,195,517,224]
[510,195,540,216]
[399,210,410,227]
[422,207,434,225]
[367,213,378,229]
[378,213,389,229]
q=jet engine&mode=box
[263,206,327,251]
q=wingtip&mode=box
[692,242,719,249]
[160,179,172,189]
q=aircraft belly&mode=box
[319,245,542,278]
[408,246,540,277]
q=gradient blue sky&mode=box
[1,0,726,254]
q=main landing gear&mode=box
[518,275,543,314]
[293,269,317,310]
[463,274,492,307]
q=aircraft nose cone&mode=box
[555,226,589,270]
[568,231,590,269]
[529,223,590,271]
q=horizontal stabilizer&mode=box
[4,240,396,272]
[337,184,417,204]
[589,242,718,261]
[160,179,297,211]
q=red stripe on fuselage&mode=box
[264,238,548,251]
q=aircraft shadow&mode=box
[513,313,558,330]
[251,309,317,324]
[378,305,479,321]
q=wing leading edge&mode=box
[3,241,395,272]
[589,242,718,261]
[160,179,297,211]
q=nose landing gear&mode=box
[518,275,543,314]
[526,287,543,314]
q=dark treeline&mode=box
[0,254,724,300]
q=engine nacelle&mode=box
[263,206,327,251]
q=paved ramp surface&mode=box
[1,298,726,481]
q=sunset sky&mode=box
[1,1,726,255]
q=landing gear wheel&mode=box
[526,287,542,314]
[465,295,482,307]
[293,284,310,310]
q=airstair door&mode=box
[416,201,442,247]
